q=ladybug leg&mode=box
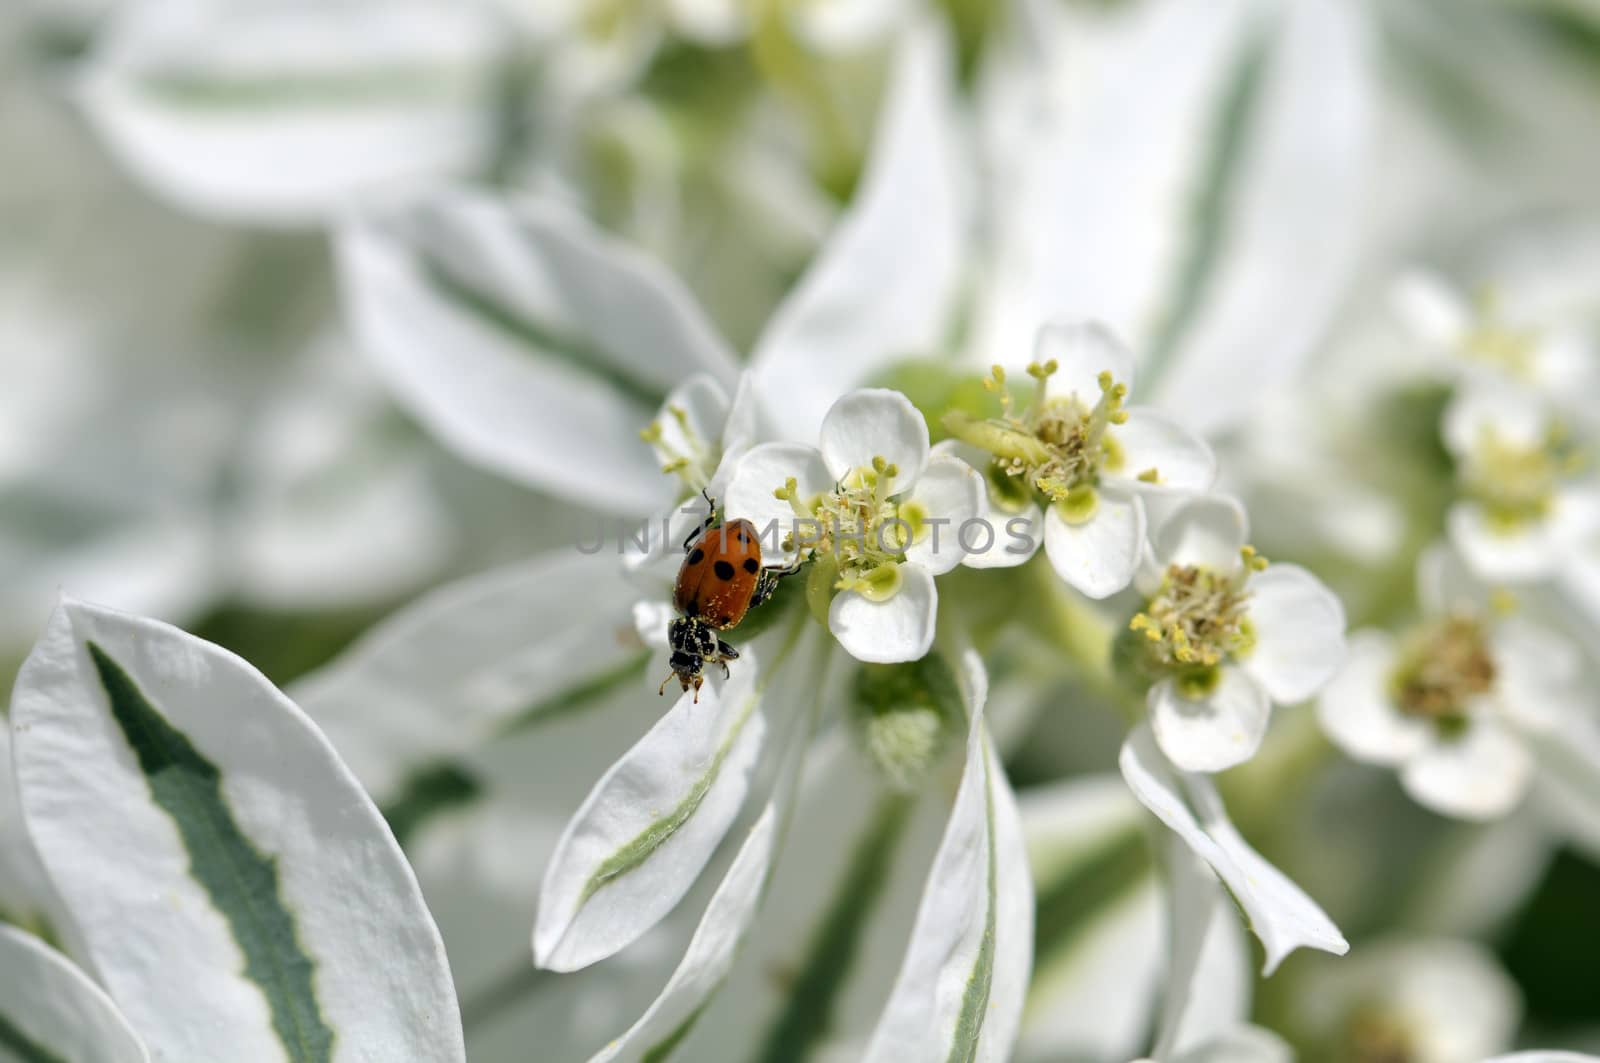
[751,563,799,609]
[716,638,740,662]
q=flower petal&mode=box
[818,388,931,495]
[1240,562,1346,704]
[753,19,964,442]
[1035,319,1139,401]
[790,0,912,51]
[77,0,512,224]
[828,563,938,664]
[336,191,738,515]
[0,727,59,935]
[1315,630,1431,766]
[1447,502,1559,584]
[905,453,985,576]
[1111,408,1217,493]
[10,599,464,1060]
[1441,384,1550,457]
[931,441,1043,570]
[1119,725,1348,974]
[0,924,149,1062]
[1151,494,1249,572]
[864,649,1031,1063]
[724,442,834,563]
[1043,489,1145,599]
[534,660,768,971]
[1149,670,1272,774]
[1391,269,1470,348]
[1416,542,1493,618]
[1401,719,1534,821]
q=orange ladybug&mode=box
[661,495,792,701]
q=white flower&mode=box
[943,321,1216,598]
[1317,546,1587,821]
[1441,383,1600,583]
[726,388,983,664]
[665,0,912,51]
[1131,495,1347,773]
[1292,938,1521,1063]
[1393,268,1598,399]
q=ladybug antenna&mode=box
[700,487,716,521]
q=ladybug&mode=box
[661,494,793,701]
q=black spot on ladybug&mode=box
[714,560,736,580]
[688,547,705,565]
[736,528,748,543]
[743,557,760,574]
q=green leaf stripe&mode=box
[1140,24,1270,392]
[945,742,999,1063]
[419,252,666,410]
[577,685,763,907]
[639,999,713,1063]
[87,642,335,1062]
[138,65,491,111]
[755,794,914,1063]
[1032,828,1151,970]
[0,1012,66,1063]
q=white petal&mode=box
[1491,616,1584,734]
[905,453,985,575]
[723,442,834,563]
[78,0,511,225]
[790,0,910,51]
[1119,726,1348,974]
[648,374,729,477]
[534,661,768,971]
[1315,630,1431,766]
[1043,489,1145,599]
[1240,563,1347,703]
[1441,384,1550,457]
[753,19,964,442]
[1176,1027,1294,1063]
[818,388,931,495]
[663,0,747,44]
[10,599,464,1061]
[1448,502,1559,583]
[1401,719,1534,821]
[0,727,59,933]
[336,191,738,515]
[828,564,938,664]
[1110,408,1217,493]
[1148,0,1375,436]
[1391,269,1470,348]
[1486,1055,1600,1063]
[931,440,1043,570]
[0,925,149,1062]
[1151,494,1249,572]
[864,649,1031,1063]
[1035,319,1139,401]
[1149,670,1272,774]
[291,551,646,799]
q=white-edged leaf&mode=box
[753,16,965,443]
[291,550,649,801]
[1148,0,1375,433]
[968,0,1255,368]
[337,190,739,514]
[78,0,515,226]
[0,924,148,1063]
[1150,837,1252,1060]
[864,648,1033,1063]
[535,658,769,973]
[586,647,822,1063]
[0,725,58,934]
[1019,777,1162,1063]
[9,598,464,1062]
[1118,724,1346,975]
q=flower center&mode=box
[641,403,719,493]
[943,361,1137,526]
[1459,422,1583,531]
[1388,616,1496,733]
[774,455,919,602]
[1342,1005,1417,1063]
[1458,287,1538,378]
[1129,550,1263,695]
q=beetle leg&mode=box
[716,638,740,662]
